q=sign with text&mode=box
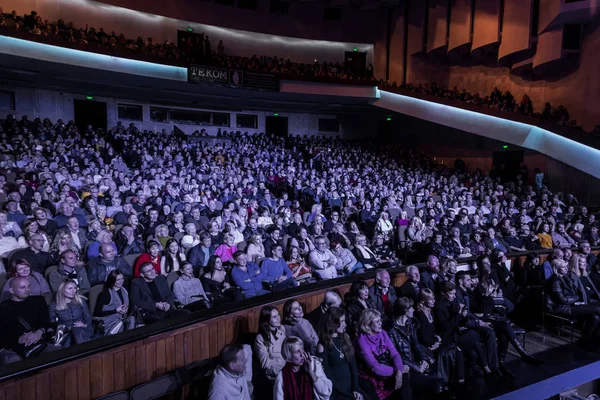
[188,64,279,91]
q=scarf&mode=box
[282,362,314,400]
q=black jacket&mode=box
[396,281,420,303]
[387,319,432,371]
[130,276,176,314]
[546,273,587,315]
[368,284,398,317]
[345,297,375,335]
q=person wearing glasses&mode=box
[130,262,190,324]
[309,236,339,280]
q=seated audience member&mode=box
[580,241,597,272]
[285,245,313,283]
[116,224,145,256]
[64,215,88,252]
[536,223,553,249]
[87,243,132,286]
[17,220,47,251]
[173,262,210,311]
[231,251,270,299]
[254,305,286,381]
[86,230,116,260]
[0,227,21,257]
[214,233,237,265]
[331,240,362,275]
[0,277,57,364]
[503,227,527,252]
[130,262,190,324]
[160,238,186,275]
[261,244,298,291]
[515,253,542,288]
[538,248,564,283]
[208,343,253,400]
[369,269,397,323]
[484,228,509,253]
[434,281,497,378]
[397,266,421,303]
[49,228,82,264]
[387,297,446,395]
[49,280,95,347]
[568,254,600,302]
[1,258,51,302]
[291,228,315,258]
[48,250,91,295]
[282,299,319,355]
[489,249,518,304]
[134,240,162,277]
[354,309,411,400]
[188,232,215,275]
[246,233,266,263]
[306,290,342,329]
[345,280,377,336]
[202,255,243,304]
[308,236,338,280]
[413,289,464,385]
[546,259,600,349]
[372,234,400,268]
[352,234,379,270]
[9,233,54,274]
[468,231,487,256]
[93,270,136,335]
[274,336,333,400]
[32,207,58,238]
[420,255,444,293]
[551,222,577,248]
[317,306,371,400]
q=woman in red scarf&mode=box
[274,336,332,400]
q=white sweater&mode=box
[208,366,251,400]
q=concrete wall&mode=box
[0,86,351,138]
[1,0,376,65]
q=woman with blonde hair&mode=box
[49,280,94,346]
[274,336,332,400]
[246,233,266,263]
[50,228,82,264]
[354,309,411,400]
[569,253,600,302]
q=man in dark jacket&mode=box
[130,262,189,324]
[369,269,397,326]
[87,243,132,286]
[306,291,342,329]
[420,255,446,294]
[397,265,421,302]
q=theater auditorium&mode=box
[0,0,600,399]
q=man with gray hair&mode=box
[397,265,420,303]
[369,269,397,323]
[306,290,342,329]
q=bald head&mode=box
[100,243,116,261]
[427,255,440,273]
[323,291,342,309]
[9,276,30,301]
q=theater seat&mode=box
[129,373,181,400]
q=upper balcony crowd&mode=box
[0,110,600,399]
[1,6,600,138]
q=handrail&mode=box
[0,246,594,384]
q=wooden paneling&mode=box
[498,0,533,61]
[448,0,472,53]
[427,0,450,53]
[407,0,427,56]
[471,0,500,51]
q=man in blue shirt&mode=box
[231,251,269,299]
[260,244,298,291]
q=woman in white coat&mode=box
[274,336,332,400]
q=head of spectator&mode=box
[100,242,117,262]
[357,309,382,336]
[283,298,304,324]
[233,251,248,269]
[146,240,161,258]
[8,276,30,302]
[28,233,45,253]
[375,269,391,289]
[551,248,565,261]
[139,262,158,283]
[8,258,33,278]
[393,297,414,323]
[206,255,224,275]
[104,269,126,291]
[349,280,369,301]
[426,255,440,274]
[417,288,435,311]
[218,343,247,375]
[552,259,569,277]
[406,265,420,284]
[59,249,78,271]
[580,241,592,256]
[563,248,573,262]
[320,291,342,312]
[55,279,84,310]
[568,253,587,278]
[439,281,457,302]
[455,270,473,292]
[258,305,281,342]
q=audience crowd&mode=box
[0,109,599,398]
[381,81,600,136]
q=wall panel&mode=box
[498,0,533,61]
[471,0,500,51]
[407,0,427,56]
[427,0,450,53]
[448,0,472,52]
[389,7,406,84]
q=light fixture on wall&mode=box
[273,113,279,116]
[503,145,508,149]
[353,47,358,52]
[86,96,94,100]
[187,27,194,32]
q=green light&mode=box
[273,113,279,116]
[187,27,194,32]
[86,96,93,100]
[353,47,358,52]
[503,145,508,149]
[386,117,392,121]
